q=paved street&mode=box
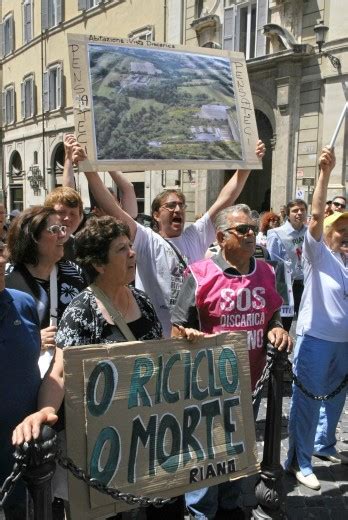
[241,385,348,519]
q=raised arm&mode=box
[62,133,77,189]
[309,147,336,241]
[208,140,265,220]
[84,172,137,239]
[71,143,138,239]
[108,170,138,219]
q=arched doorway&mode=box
[230,109,273,212]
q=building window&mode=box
[195,0,204,19]
[43,64,63,111]
[1,13,14,56]
[42,0,63,30]
[238,2,256,59]
[22,0,33,44]
[223,0,267,58]
[21,75,35,119]
[2,85,15,125]
[78,0,103,10]
[133,182,145,214]
[10,185,24,212]
[128,25,154,42]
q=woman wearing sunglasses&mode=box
[5,206,86,374]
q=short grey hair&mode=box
[214,204,252,232]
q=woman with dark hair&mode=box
[55,216,162,346]
[12,216,165,519]
[256,211,281,247]
[5,206,86,373]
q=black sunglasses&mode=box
[224,224,258,236]
[333,201,346,209]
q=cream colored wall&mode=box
[2,0,165,117]
[1,0,168,206]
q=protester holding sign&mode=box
[12,216,165,519]
[55,216,162,346]
[285,147,348,490]
[171,203,292,519]
[73,140,265,337]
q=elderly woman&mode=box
[55,216,162,345]
[5,206,86,370]
[285,147,348,490]
[12,216,164,519]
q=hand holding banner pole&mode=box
[329,102,348,149]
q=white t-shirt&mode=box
[296,230,348,342]
[133,213,215,337]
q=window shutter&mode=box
[42,0,49,30]
[26,2,32,42]
[21,82,25,119]
[31,79,36,116]
[22,3,25,43]
[43,71,49,112]
[23,3,29,43]
[255,0,268,57]
[2,91,6,124]
[11,89,15,123]
[57,65,62,108]
[0,23,4,59]
[78,0,87,10]
[57,0,63,24]
[223,6,235,51]
[9,15,14,53]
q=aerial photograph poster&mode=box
[68,34,261,171]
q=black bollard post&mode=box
[15,425,58,520]
[252,348,288,520]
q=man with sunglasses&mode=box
[171,204,291,519]
[331,195,346,213]
[76,141,265,337]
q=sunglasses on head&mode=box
[224,224,259,236]
[333,201,346,209]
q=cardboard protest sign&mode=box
[64,332,259,519]
[68,34,261,172]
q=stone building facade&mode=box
[0,0,347,217]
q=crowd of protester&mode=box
[1,135,347,520]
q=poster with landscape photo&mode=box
[68,34,261,171]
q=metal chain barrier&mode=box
[285,360,348,400]
[252,352,274,405]
[0,462,27,508]
[3,357,346,512]
[0,441,174,510]
[56,451,176,508]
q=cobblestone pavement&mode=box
[241,384,348,520]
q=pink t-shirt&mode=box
[189,258,283,389]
